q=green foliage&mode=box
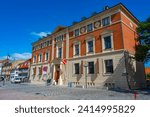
[135,17,150,62]
[146,73,150,79]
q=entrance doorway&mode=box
[55,65,60,83]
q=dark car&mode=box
[0,76,4,82]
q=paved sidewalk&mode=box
[0,82,150,100]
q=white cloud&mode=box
[0,53,32,60]
[31,31,51,38]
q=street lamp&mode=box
[84,61,88,88]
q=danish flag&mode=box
[62,58,67,65]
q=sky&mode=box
[0,0,150,66]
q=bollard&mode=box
[134,92,137,100]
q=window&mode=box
[87,23,93,32]
[88,62,94,74]
[39,54,42,62]
[45,52,49,61]
[74,44,79,55]
[47,41,50,46]
[56,35,63,42]
[105,60,113,73]
[102,17,110,26]
[104,36,112,49]
[75,29,80,37]
[74,63,80,74]
[58,47,62,58]
[87,40,94,53]
[33,56,36,63]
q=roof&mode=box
[18,59,31,69]
[32,3,139,45]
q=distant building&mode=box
[1,60,25,80]
[0,59,9,76]
[30,3,146,89]
[0,60,3,75]
[17,59,31,79]
[145,67,150,79]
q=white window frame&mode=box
[33,55,36,63]
[86,37,95,55]
[38,54,42,62]
[74,63,80,75]
[87,61,95,74]
[74,29,80,37]
[101,33,114,53]
[101,15,111,27]
[45,52,49,61]
[56,44,63,59]
[87,23,94,32]
[103,59,114,75]
[73,42,80,57]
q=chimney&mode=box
[104,6,109,10]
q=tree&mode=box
[135,17,150,62]
[146,73,150,79]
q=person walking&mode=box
[2,77,5,86]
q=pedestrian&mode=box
[3,77,5,86]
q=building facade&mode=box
[17,59,31,81]
[30,3,146,89]
[1,60,25,80]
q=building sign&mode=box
[43,66,48,74]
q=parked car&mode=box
[0,76,4,82]
[11,77,21,84]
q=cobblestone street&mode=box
[0,81,150,100]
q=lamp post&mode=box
[84,61,88,88]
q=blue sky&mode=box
[0,0,150,66]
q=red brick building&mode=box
[30,3,146,89]
[145,68,150,74]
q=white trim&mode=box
[87,61,95,75]
[120,11,138,27]
[101,15,111,27]
[86,36,95,55]
[38,54,42,63]
[33,55,36,63]
[73,41,80,58]
[56,42,63,59]
[68,49,124,61]
[121,21,137,33]
[45,52,49,61]
[73,62,80,75]
[101,33,114,53]
[103,58,114,75]
[74,28,80,37]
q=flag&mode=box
[62,58,67,65]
